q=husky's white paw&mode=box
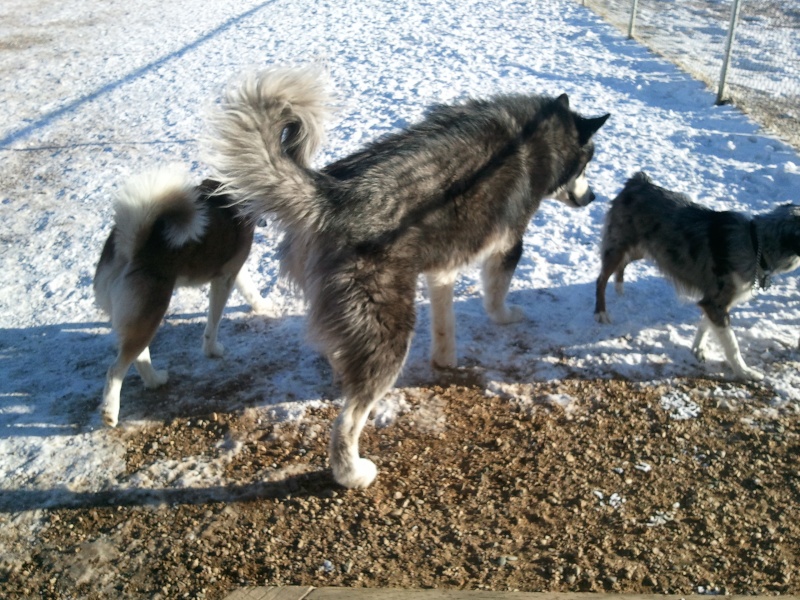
[333,457,378,489]
[489,304,526,325]
[594,311,612,324]
[203,340,225,358]
[614,281,625,295]
[431,347,457,370]
[141,369,168,389]
[101,407,118,428]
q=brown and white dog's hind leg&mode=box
[481,240,526,325]
[133,346,169,388]
[203,274,237,357]
[426,271,458,369]
[101,283,170,427]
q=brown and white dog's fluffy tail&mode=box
[112,166,207,260]
[203,65,331,231]
[93,166,206,316]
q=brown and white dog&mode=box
[93,166,269,427]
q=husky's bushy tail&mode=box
[203,65,331,230]
[112,166,206,260]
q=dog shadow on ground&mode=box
[0,305,314,439]
[407,275,702,382]
[0,470,337,513]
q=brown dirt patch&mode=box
[1,377,799,599]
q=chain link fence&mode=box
[579,0,800,149]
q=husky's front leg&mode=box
[426,272,458,368]
[234,268,272,315]
[481,240,526,324]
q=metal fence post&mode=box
[628,0,639,38]
[717,0,742,104]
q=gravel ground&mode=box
[1,376,799,599]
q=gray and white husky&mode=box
[205,66,610,488]
[595,171,800,381]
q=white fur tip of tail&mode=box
[113,165,205,256]
[115,165,195,212]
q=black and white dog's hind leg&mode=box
[203,274,239,358]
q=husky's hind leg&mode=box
[613,247,643,295]
[481,240,525,324]
[320,267,416,489]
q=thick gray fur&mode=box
[205,65,610,488]
[595,171,800,381]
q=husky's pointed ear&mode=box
[557,93,570,109]
[577,113,610,145]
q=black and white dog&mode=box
[204,65,610,488]
[94,167,269,427]
[595,171,800,381]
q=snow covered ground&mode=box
[2,0,800,513]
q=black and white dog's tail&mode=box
[204,65,331,231]
[619,171,652,196]
[112,166,206,261]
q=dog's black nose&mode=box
[585,189,596,205]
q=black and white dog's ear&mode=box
[577,113,611,145]
[557,93,570,109]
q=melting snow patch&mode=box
[647,509,675,527]
[486,381,579,416]
[373,388,411,428]
[593,490,625,509]
[660,389,701,420]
